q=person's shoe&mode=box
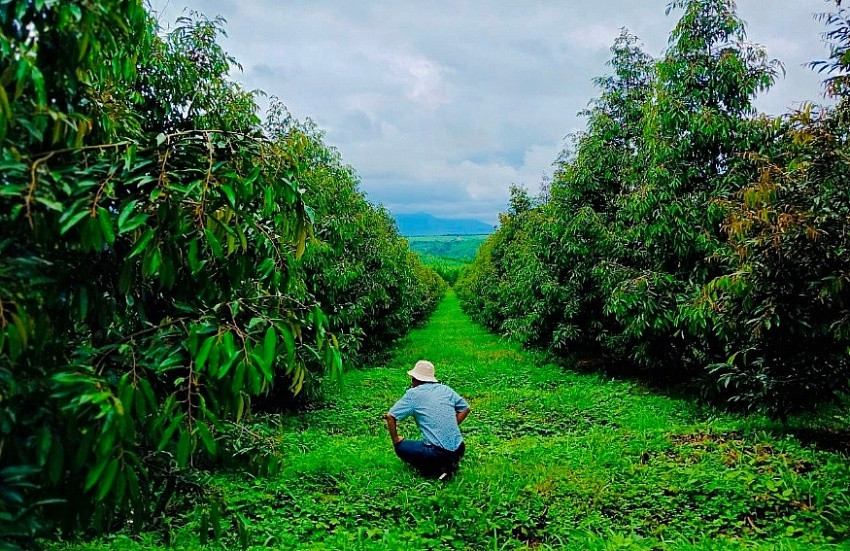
[438,472,449,481]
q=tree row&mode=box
[0,1,444,544]
[458,0,850,418]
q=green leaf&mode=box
[125,464,141,502]
[188,239,200,273]
[230,361,246,393]
[81,215,102,251]
[295,224,307,259]
[220,184,236,207]
[123,144,137,171]
[157,413,184,452]
[258,257,274,276]
[59,210,89,235]
[97,207,115,244]
[129,228,155,258]
[176,429,191,468]
[196,422,217,455]
[68,4,82,22]
[217,348,238,380]
[205,227,223,258]
[262,326,276,378]
[237,514,249,550]
[236,224,248,252]
[31,65,46,106]
[195,336,216,372]
[84,455,109,492]
[142,246,161,277]
[0,82,11,141]
[291,364,305,395]
[95,459,119,501]
[119,382,133,417]
[331,347,343,380]
[35,195,63,211]
[244,166,262,185]
[117,200,139,232]
[9,312,28,349]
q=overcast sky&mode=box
[147,0,838,224]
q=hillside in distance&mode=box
[394,213,494,236]
[407,235,488,263]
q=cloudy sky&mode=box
[148,0,838,224]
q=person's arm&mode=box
[385,413,404,445]
[453,390,471,426]
[456,407,470,426]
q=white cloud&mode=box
[567,23,623,51]
[148,0,834,223]
[384,52,452,110]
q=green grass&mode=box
[407,235,489,262]
[50,292,850,550]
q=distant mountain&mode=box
[394,213,494,236]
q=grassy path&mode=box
[62,292,849,550]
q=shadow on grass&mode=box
[541,349,850,456]
[786,427,850,455]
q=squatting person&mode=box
[385,360,470,479]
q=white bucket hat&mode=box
[407,360,438,382]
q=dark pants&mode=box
[394,440,466,477]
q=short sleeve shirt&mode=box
[389,383,469,452]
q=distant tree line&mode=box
[457,0,850,417]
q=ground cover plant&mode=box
[46,293,850,549]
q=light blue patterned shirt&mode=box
[389,383,469,452]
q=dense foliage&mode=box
[415,254,466,286]
[458,0,850,416]
[264,107,445,369]
[0,0,441,546]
